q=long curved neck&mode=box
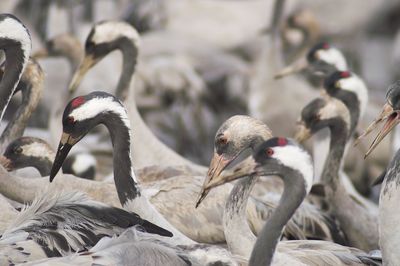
[116,38,138,101]
[0,46,28,122]
[22,148,54,177]
[322,119,379,251]
[100,111,140,205]
[0,165,43,203]
[250,170,306,266]
[0,71,43,152]
[334,91,359,137]
[223,176,258,257]
[321,120,348,189]
[100,110,195,244]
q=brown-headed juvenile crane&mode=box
[197,115,345,246]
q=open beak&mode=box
[68,54,97,94]
[49,132,80,182]
[295,122,312,143]
[196,152,232,208]
[200,156,259,194]
[0,156,12,171]
[274,57,308,79]
[32,48,49,59]
[356,103,399,158]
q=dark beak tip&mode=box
[195,197,203,208]
[195,190,208,208]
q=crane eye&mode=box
[311,114,321,123]
[266,148,274,156]
[218,137,228,145]
[67,116,75,124]
[14,147,22,154]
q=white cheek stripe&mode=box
[319,98,351,132]
[69,96,138,183]
[0,17,31,63]
[69,97,130,129]
[317,48,347,71]
[338,75,368,118]
[92,21,140,47]
[272,146,314,193]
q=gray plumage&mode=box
[23,228,200,266]
[206,137,379,266]
[0,189,172,264]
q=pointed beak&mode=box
[356,103,399,158]
[68,54,97,94]
[295,123,312,143]
[0,155,12,171]
[31,48,49,59]
[49,132,80,182]
[202,156,259,193]
[274,57,308,79]
[196,152,232,208]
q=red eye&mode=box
[322,43,330,49]
[67,116,75,124]
[266,148,274,156]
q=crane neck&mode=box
[115,37,138,101]
[99,108,195,244]
[250,169,307,266]
[0,44,29,123]
[223,175,258,258]
[0,62,43,152]
[99,110,140,205]
[332,90,360,137]
[321,119,348,190]
[100,32,201,169]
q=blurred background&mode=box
[1,0,399,182]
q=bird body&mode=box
[22,228,202,266]
[199,137,377,266]
[0,189,172,264]
[379,154,400,265]
[46,91,239,264]
[198,115,344,247]
[357,81,400,265]
[69,20,205,172]
[297,97,379,250]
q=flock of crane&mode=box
[0,1,399,265]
